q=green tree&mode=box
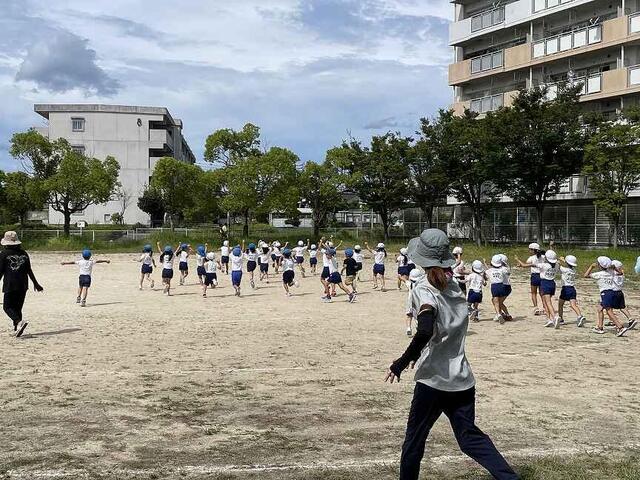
[203,123,261,167]
[412,117,451,227]
[184,169,224,224]
[138,186,166,226]
[583,119,640,248]
[150,157,202,228]
[10,129,69,178]
[494,85,586,242]
[438,110,505,245]
[330,132,411,240]
[3,171,39,225]
[44,151,120,235]
[299,160,345,238]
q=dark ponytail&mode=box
[427,267,450,291]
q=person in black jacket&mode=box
[0,231,43,337]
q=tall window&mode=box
[71,117,85,132]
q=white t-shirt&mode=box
[282,258,295,272]
[590,270,615,292]
[309,248,318,259]
[328,256,339,274]
[501,265,511,285]
[374,251,386,265]
[453,261,466,280]
[259,249,271,263]
[321,249,330,268]
[560,266,576,287]
[230,253,243,271]
[196,254,205,267]
[161,253,174,270]
[467,272,484,292]
[539,262,558,281]
[140,253,153,266]
[612,273,624,291]
[205,259,217,274]
[354,251,363,263]
[293,246,307,258]
[527,255,542,274]
[274,247,282,258]
[245,251,258,262]
[486,267,504,285]
[221,245,230,256]
[179,251,189,263]
[76,259,96,276]
[397,255,406,267]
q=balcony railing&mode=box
[629,65,640,86]
[630,12,640,34]
[470,93,504,114]
[471,6,505,33]
[532,24,601,59]
[545,73,602,100]
[470,50,504,74]
[533,0,574,13]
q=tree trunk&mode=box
[536,203,544,243]
[612,218,619,249]
[243,209,249,238]
[380,211,390,241]
[472,207,482,247]
[421,205,433,229]
[63,210,71,237]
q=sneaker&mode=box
[372,284,378,289]
[322,296,332,303]
[471,309,480,322]
[286,292,292,297]
[605,320,615,327]
[627,319,637,330]
[294,280,300,288]
[559,317,565,325]
[348,292,356,303]
[591,327,605,334]
[150,280,155,289]
[406,327,412,336]
[498,315,505,325]
[533,308,544,316]
[617,326,631,337]
[493,314,501,323]
[15,320,28,338]
[554,316,561,329]
[577,316,586,328]
[76,296,81,304]
[81,300,86,307]
[544,319,554,328]
[202,293,207,298]
[504,314,513,322]
[250,280,256,289]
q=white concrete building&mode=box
[34,104,196,225]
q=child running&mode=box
[396,248,410,290]
[365,241,387,291]
[293,239,309,277]
[585,256,633,336]
[176,243,193,286]
[452,246,467,295]
[515,243,545,316]
[611,260,636,328]
[403,268,425,336]
[195,244,207,285]
[138,244,156,290]
[341,247,359,294]
[220,240,230,274]
[538,250,560,328]
[259,243,272,283]
[157,242,175,296]
[281,248,299,296]
[353,244,364,281]
[61,249,110,307]
[245,243,259,289]
[308,243,318,275]
[202,252,221,297]
[322,248,356,303]
[485,255,508,324]
[230,244,244,296]
[557,255,586,327]
[467,260,486,323]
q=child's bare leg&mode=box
[381,275,386,290]
[606,308,624,329]
[558,299,565,319]
[569,300,582,317]
[338,283,351,295]
[81,287,88,301]
[491,297,501,315]
[596,306,604,329]
[530,286,538,309]
[500,299,510,318]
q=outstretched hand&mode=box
[34,283,44,292]
[384,365,400,383]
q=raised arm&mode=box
[96,259,111,264]
[364,241,374,254]
[156,241,162,254]
[583,262,597,278]
[60,261,75,266]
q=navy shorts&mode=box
[204,272,217,286]
[600,289,616,309]
[221,256,229,264]
[321,266,330,279]
[560,286,576,301]
[231,270,242,286]
[490,283,505,298]
[271,254,277,262]
[78,275,92,288]
[247,261,257,272]
[283,270,295,285]
[356,262,363,271]
[614,291,626,309]
[162,268,174,279]
[467,290,482,304]
[296,256,304,264]
[540,279,556,296]
[408,263,416,272]
[310,257,318,266]
[260,263,269,273]
[503,284,512,297]
[197,266,206,276]
[179,261,188,272]
[530,273,541,287]
[141,264,153,275]
[373,264,385,275]
[328,272,342,284]
[398,266,410,277]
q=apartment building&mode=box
[34,104,196,225]
[449,0,640,117]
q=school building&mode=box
[32,104,196,226]
[447,0,640,244]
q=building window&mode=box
[72,117,85,132]
[470,7,504,33]
[71,145,85,155]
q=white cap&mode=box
[528,242,540,250]
[545,250,557,263]
[409,267,425,283]
[612,260,623,269]
[597,256,612,269]
[400,247,408,255]
[206,252,215,260]
[377,242,385,249]
[298,240,304,246]
[565,255,578,267]
[499,253,508,265]
[472,260,484,273]
[310,244,316,250]
[491,254,502,268]
[327,241,333,248]
[354,244,361,250]
[452,246,463,255]
[223,240,229,246]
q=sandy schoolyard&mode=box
[1,253,638,479]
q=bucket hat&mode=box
[1,231,21,246]
[406,229,455,269]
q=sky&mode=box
[0,0,452,170]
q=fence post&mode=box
[92,230,95,243]
[493,209,497,241]
[594,205,598,244]
[625,203,628,245]
[565,204,569,245]
[57,230,60,238]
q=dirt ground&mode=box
[1,253,639,479]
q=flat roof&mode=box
[34,104,180,126]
